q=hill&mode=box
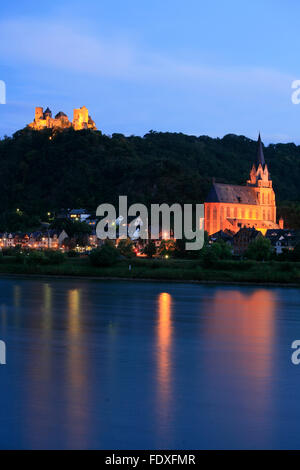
[0,127,299,229]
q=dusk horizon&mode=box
[2,0,300,144]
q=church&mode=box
[204,134,283,236]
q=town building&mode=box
[68,209,91,222]
[265,229,300,254]
[209,229,234,250]
[232,227,263,255]
[0,230,68,250]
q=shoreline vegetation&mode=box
[0,256,299,287]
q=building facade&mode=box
[205,134,283,236]
[28,106,97,131]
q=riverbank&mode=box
[1,272,300,288]
[0,257,299,286]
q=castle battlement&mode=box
[28,106,97,131]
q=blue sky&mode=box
[1,0,300,142]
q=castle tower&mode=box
[35,107,43,121]
[73,106,89,130]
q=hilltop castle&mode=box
[205,134,283,235]
[28,106,97,131]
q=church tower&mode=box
[247,133,272,188]
[247,134,277,229]
[205,133,281,235]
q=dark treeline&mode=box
[0,127,299,229]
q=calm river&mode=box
[0,277,299,449]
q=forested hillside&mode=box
[0,127,299,229]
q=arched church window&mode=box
[213,206,218,233]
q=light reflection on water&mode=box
[66,288,90,448]
[202,289,277,447]
[0,278,299,449]
[156,292,173,436]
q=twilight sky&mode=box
[1,0,300,142]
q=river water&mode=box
[0,277,299,449]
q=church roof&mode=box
[256,133,266,168]
[233,227,261,240]
[205,183,258,205]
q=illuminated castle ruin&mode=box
[28,106,97,131]
[205,134,283,235]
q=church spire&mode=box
[247,132,271,186]
[256,133,265,168]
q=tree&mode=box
[210,240,232,260]
[142,240,157,258]
[244,237,272,261]
[291,243,300,262]
[51,219,92,246]
[173,232,209,259]
[201,247,219,268]
[89,244,119,267]
[117,238,135,258]
[62,237,76,250]
[157,239,176,258]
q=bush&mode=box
[147,260,162,269]
[277,261,296,272]
[89,245,119,267]
[245,238,272,261]
[201,248,218,269]
[43,249,65,264]
[291,244,300,262]
[210,240,232,260]
[26,250,48,265]
[213,259,257,270]
[117,238,135,258]
[13,249,65,265]
[142,241,157,258]
[2,246,21,256]
[67,250,79,258]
